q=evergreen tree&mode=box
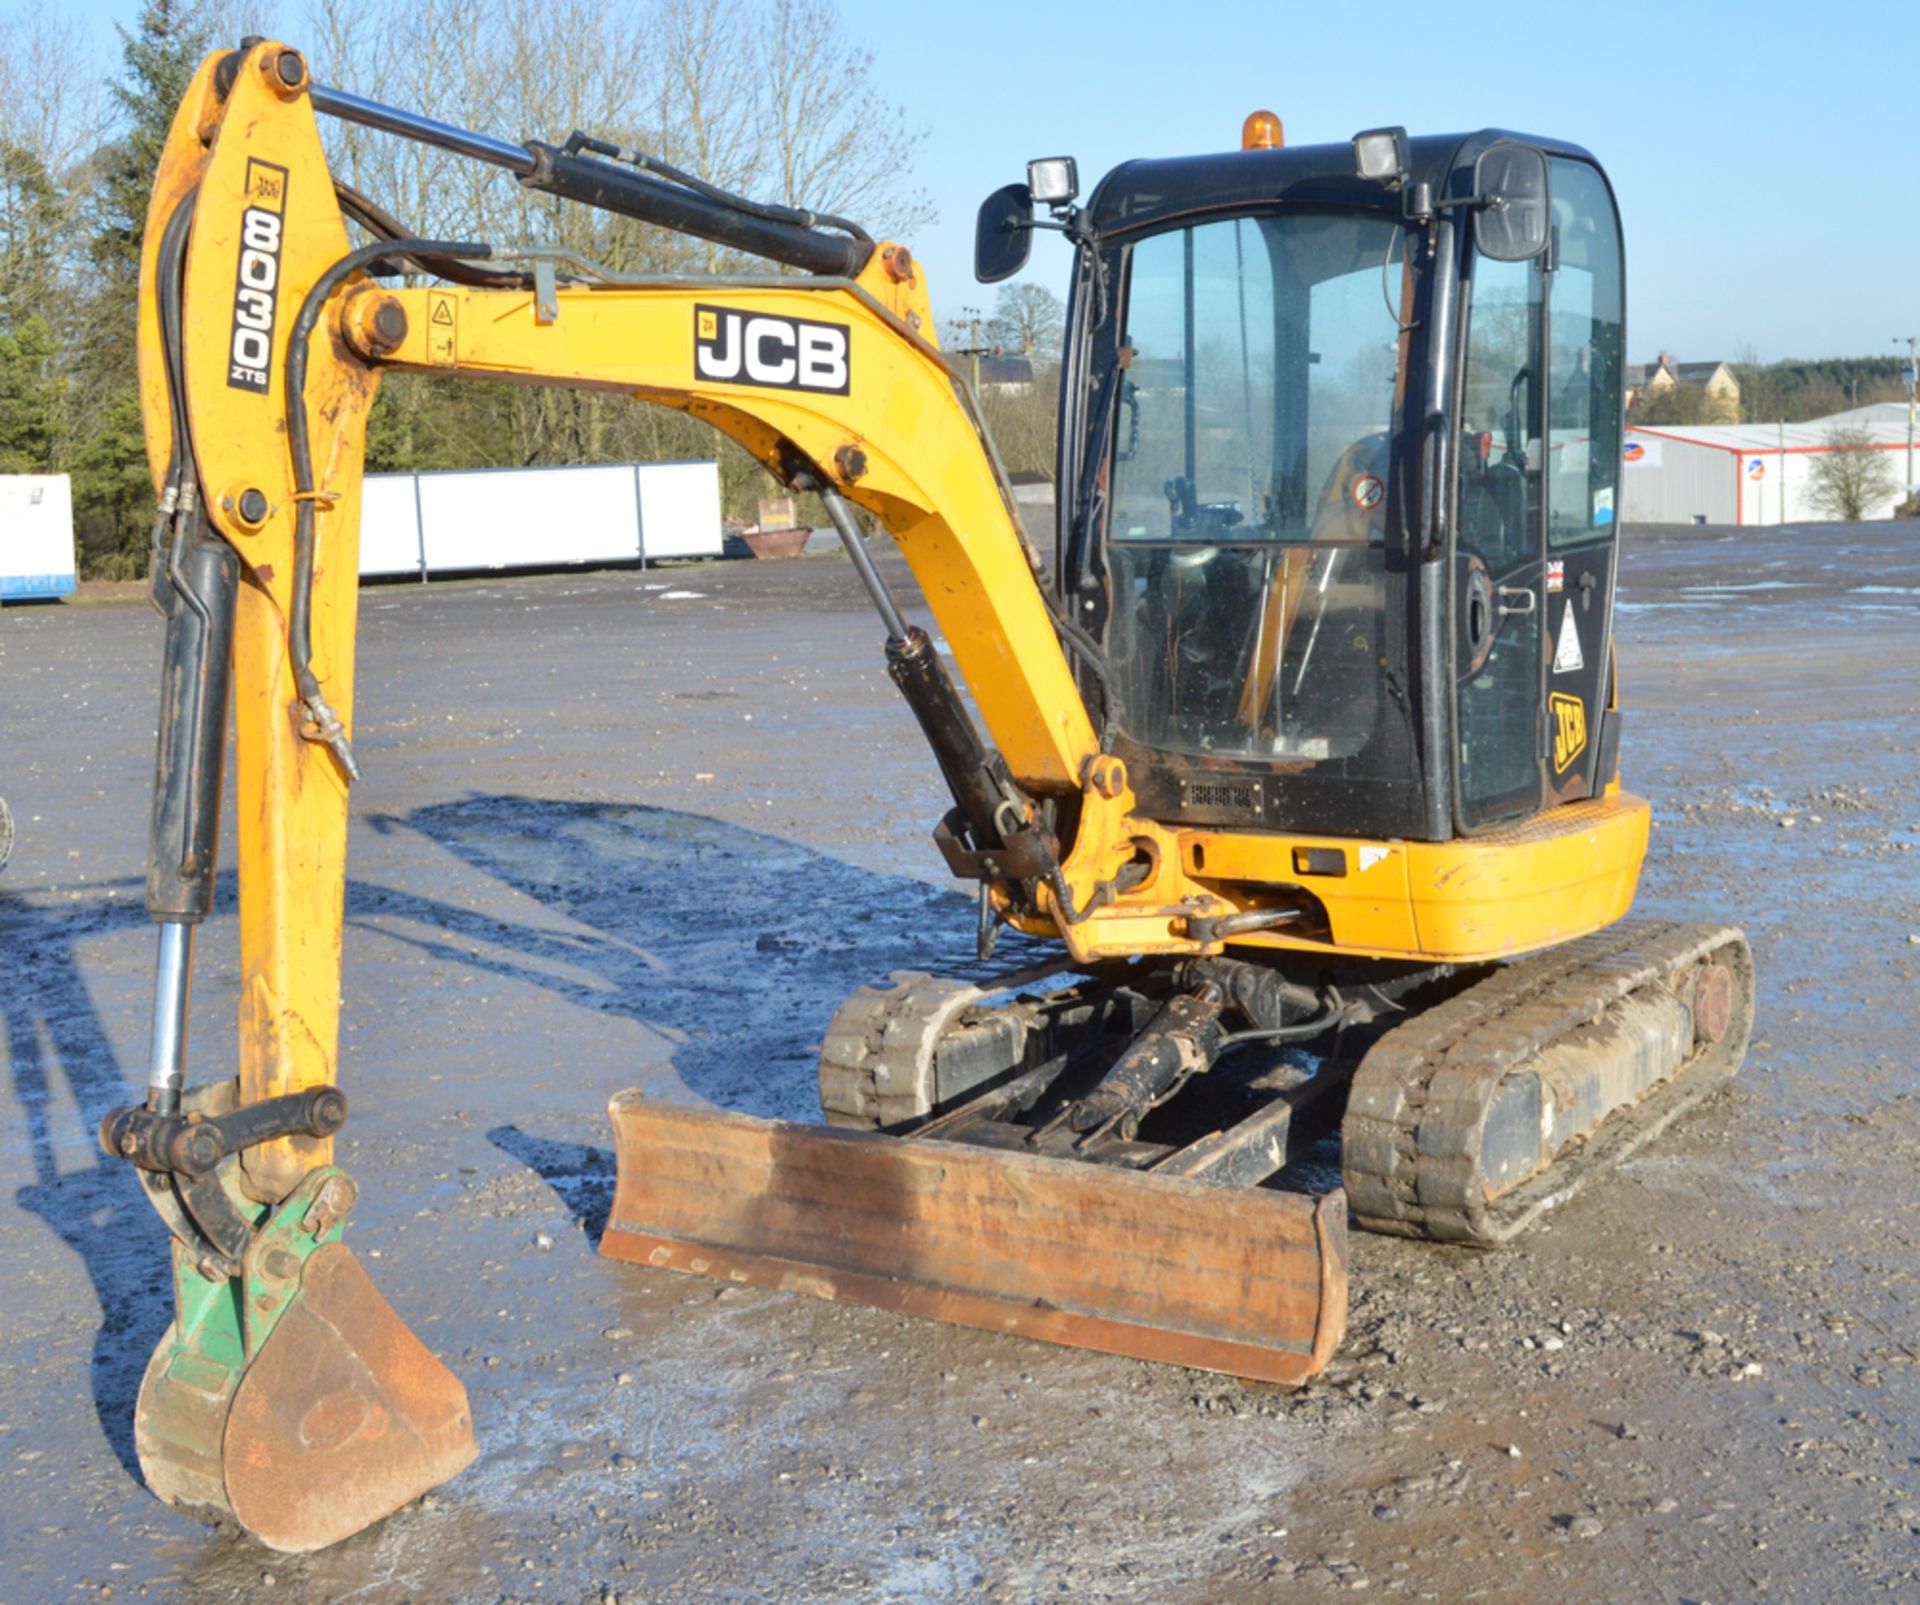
[67,2,210,573]
[0,145,69,479]
[0,316,60,471]
[92,2,208,288]
[0,144,66,323]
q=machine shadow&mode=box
[485,1124,615,1241]
[0,797,1003,1471]
[0,883,173,1480]
[357,795,1044,1221]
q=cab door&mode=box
[1454,247,1547,828]
[1540,158,1625,803]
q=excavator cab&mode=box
[1031,129,1628,842]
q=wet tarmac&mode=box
[1,520,1916,1602]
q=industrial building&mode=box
[1621,402,1917,525]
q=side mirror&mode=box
[1472,145,1550,262]
[975,183,1034,283]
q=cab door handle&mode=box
[1497,585,1536,617]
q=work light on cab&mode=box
[1026,156,1078,208]
[1352,125,1411,185]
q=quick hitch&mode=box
[101,1086,348,1180]
[100,1084,350,1276]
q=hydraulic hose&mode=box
[332,179,532,291]
[283,237,492,779]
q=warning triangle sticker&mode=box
[1553,604,1585,674]
[431,300,455,326]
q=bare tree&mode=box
[295,0,930,502]
[0,11,110,314]
[0,12,110,172]
[991,282,1064,361]
[1805,424,1897,522]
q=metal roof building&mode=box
[1621,402,1917,525]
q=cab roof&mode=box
[1087,129,1602,237]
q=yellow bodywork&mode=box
[138,44,1646,1198]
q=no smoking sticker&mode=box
[1350,475,1385,511]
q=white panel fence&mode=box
[359,459,723,579]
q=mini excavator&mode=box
[113,42,1752,1551]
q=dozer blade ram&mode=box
[118,40,1751,1551]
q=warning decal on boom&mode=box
[427,292,457,366]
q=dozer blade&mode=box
[601,1097,1347,1384]
[135,1173,478,1553]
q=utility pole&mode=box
[1899,335,1918,505]
[955,305,987,395]
[1779,418,1786,526]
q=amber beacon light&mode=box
[1242,109,1284,150]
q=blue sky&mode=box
[66,0,1918,363]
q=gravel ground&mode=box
[1,520,1916,1603]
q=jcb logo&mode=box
[227,160,288,394]
[1550,692,1587,774]
[694,305,849,394]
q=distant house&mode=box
[974,353,1036,397]
[1625,350,1742,416]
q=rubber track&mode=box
[1342,919,1753,1245]
[816,974,987,1129]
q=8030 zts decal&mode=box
[694,305,850,394]
[227,159,289,393]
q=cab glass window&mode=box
[1546,160,1624,548]
[1103,211,1405,763]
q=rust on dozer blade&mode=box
[601,1097,1348,1383]
[138,1241,478,1554]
